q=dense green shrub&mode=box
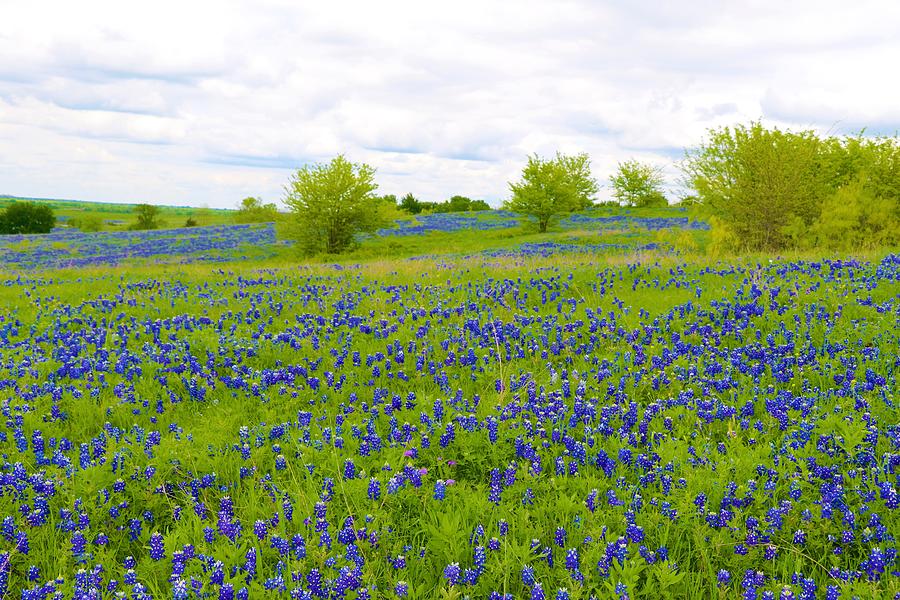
[129,203,162,230]
[0,201,55,234]
[683,122,900,251]
[283,155,383,254]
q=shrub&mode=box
[0,201,56,234]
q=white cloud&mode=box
[1,0,898,207]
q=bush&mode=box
[283,155,382,254]
[683,122,900,252]
[399,193,422,214]
[0,202,56,234]
[682,122,826,251]
[504,152,598,232]
[130,204,162,230]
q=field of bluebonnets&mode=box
[1,211,899,600]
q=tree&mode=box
[0,202,55,234]
[131,204,162,230]
[504,152,598,232]
[185,217,198,227]
[447,195,472,212]
[609,160,667,207]
[283,155,382,254]
[399,193,422,214]
[235,197,278,223]
[681,122,828,251]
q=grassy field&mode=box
[0,201,898,599]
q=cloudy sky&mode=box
[1,1,898,208]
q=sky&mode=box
[1,1,899,209]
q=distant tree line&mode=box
[394,194,490,215]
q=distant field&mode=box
[0,197,710,270]
[0,195,238,231]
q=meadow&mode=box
[0,207,898,599]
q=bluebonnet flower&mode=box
[498,520,509,536]
[717,569,731,587]
[219,583,234,600]
[443,563,461,585]
[367,478,381,500]
[254,519,268,540]
[148,532,164,560]
[522,564,535,586]
[434,480,446,500]
[173,578,189,600]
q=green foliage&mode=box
[184,217,199,228]
[504,152,598,232]
[283,155,382,254]
[0,201,56,234]
[447,195,473,212]
[74,214,104,232]
[399,193,423,214]
[682,122,900,252]
[235,197,278,224]
[413,195,492,214]
[609,159,668,207]
[130,203,162,231]
[682,122,827,251]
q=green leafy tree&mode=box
[504,152,598,232]
[447,195,472,212]
[130,204,162,230]
[283,155,382,254]
[0,201,55,234]
[681,122,827,251]
[235,197,278,223]
[399,193,422,214]
[609,160,667,207]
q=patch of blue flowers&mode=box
[0,223,276,270]
[377,210,708,236]
[0,253,898,598]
